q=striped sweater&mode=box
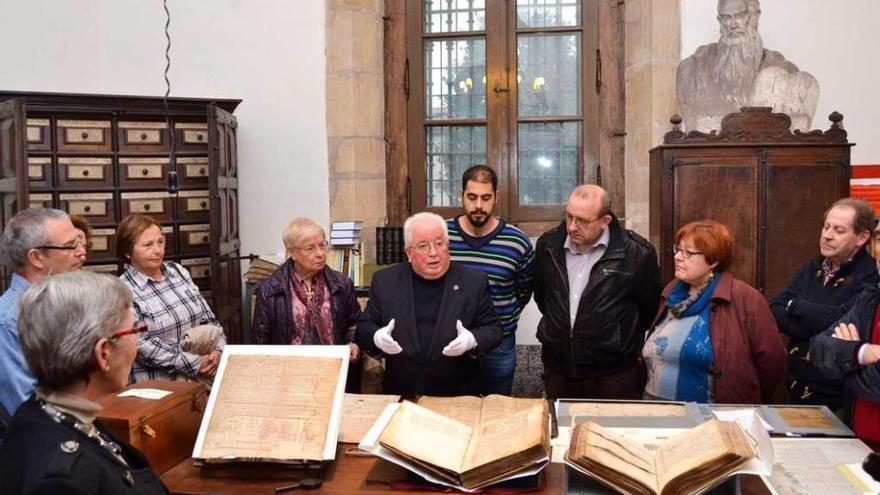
[446,216,535,336]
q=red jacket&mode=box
[650,272,787,404]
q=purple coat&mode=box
[250,259,361,345]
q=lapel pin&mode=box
[453,284,460,291]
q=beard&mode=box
[466,209,490,228]
[714,28,764,107]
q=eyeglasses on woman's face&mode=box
[672,244,704,260]
[110,321,148,339]
[297,240,329,255]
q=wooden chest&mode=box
[97,380,207,474]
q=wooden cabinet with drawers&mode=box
[0,91,244,343]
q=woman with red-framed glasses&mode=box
[0,270,170,494]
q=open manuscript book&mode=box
[360,395,550,492]
[566,419,767,495]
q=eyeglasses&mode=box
[411,238,448,255]
[35,236,87,252]
[296,240,329,255]
[565,212,607,229]
[110,321,148,339]
[672,245,704,260]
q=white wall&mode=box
[681,0,880,165]
[0,0,329,257]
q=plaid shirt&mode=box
[120,262,224,383]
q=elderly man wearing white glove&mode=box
[357,212,502,398]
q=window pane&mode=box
[425,0,486,33]
[426,125,487,206]
[517,0,579,28]
[425,39,487,120]
[517,33,580,117]
[518,122,578,205]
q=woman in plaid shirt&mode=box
[117,214,225,383]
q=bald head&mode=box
[569,185,611,217]
[565,185,613,250]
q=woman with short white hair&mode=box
[0,271,169,494]
[250,218,361,365]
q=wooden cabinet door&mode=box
[208,104,242,343]
[763,147,849,298]
[0,98,29,291]
[659,151,760,288]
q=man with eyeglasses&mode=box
[0,208,85,417]
[534,185,661,400]
[356,212,502,398]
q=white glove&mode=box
[442,320,477,357]
[373,318,403,355]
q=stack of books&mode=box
[328,221,366,286]
[376,226,405,265]
[244,256,283,284]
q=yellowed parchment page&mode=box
[461,402,548,472]
[569,421,658,493]
[379,401,473,473]
[198,354,341,461]
[417,395,483,429]
[339,393,400,444]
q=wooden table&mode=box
[161,451,778,495]
[161,448,564,495]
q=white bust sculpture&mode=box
[676,0,819,131]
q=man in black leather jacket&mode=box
[534,185,661,399]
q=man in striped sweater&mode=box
[447,166,535,395]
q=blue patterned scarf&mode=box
[664,273,720,402]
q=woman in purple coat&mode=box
[250,218,361,368]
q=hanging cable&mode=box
[162,0,172,112]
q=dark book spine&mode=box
[376,226,386,265]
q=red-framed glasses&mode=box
[110,321,148,339]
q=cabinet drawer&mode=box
[57,120,112,152]
[179,223,211,254]
[176,190,210,223]
[26,118,51,151]
[177,157,209,188]
[118,157,169,190]
[28,193,54,210]
[174,123,208,152]
[180,257,211,290]
[118,121,170,152]
[27,156,53,189]
[161,225,177,256]
[57,157,114,189]
[59,193,116,224]
[87,228,117,260]
[83,263,121,276]
[120,192,174,223]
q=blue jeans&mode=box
[479,334,516,395]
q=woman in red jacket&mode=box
[644,220,786,403]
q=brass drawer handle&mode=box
[81,131,89,139]
[143,203,151,211]
[82,169,89,177]
[140,132,148,140]
[202,235,209,243]
[139,415,157,439]
[142,168,150,176]
[200,201,207,208]
[83,205,92,213]
[199,167,206,175]
[197,133,204,141]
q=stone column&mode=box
[325,0,386,263]
[624,0,680,238]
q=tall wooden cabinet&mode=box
[0,91,244,343]
[649,107,852,298]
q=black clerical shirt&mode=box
[412,272,446,351]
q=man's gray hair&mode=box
[403,212,448,247]
[0,208,68,270]
[18,271,133,392]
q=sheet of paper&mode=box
[117,388,172,400]
[565,401,689,418]
[192,345,350,462]
[838,463,880,494]
[713,408,774,431]
[339,393,400,444]
[551,426,571,463]
[767,438,874,495]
